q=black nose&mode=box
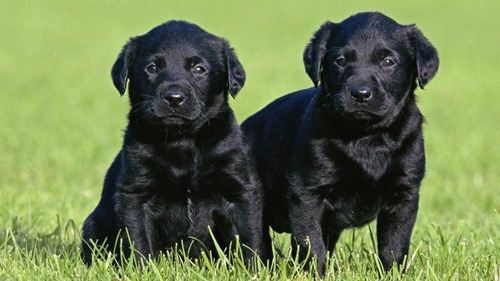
[350,86,373,103]
[163,91,186,107]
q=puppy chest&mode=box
[147,201,191,236]
[339,136,395,181]
[322,190,382,228]
[160,149,199,179]
[144,195,226,239]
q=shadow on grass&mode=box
[0,216,405,280]
[0,215,81,261]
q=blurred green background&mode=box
[0,0,499,278]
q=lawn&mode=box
[0,0,498,280]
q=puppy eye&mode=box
[335,57,347,67]
[146,63,158,74]
[192,65,207,75]
[381,57,396,68]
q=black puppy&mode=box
[242,12,438,274]
[82,21,264,265]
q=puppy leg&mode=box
[261,224,272,262]
[376,197,419,271]
[323,228,341,255]
[230,196,266,263]
[81,214,102,265]
[81,203,120,265]
[116,193,157,262]
[288,190,326,275]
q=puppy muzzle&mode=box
[163,91,186,108]
[349,86,373,103]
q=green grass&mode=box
[1,0,499,280]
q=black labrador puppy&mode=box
[242,12,439,274]
[82,20,264,265]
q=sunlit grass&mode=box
[1,0,499,280]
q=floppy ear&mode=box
[111,38,138,95]
[407,25,439,89]
[225,46,246,98]
[303,21,336,87]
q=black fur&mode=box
[241,12,439,274]
[82,20,264,265]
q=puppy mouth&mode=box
[160,113,198,123]
[337,100,384,120]
[330,92,380,119]
[152,98,201,123]
[345,110,378,120]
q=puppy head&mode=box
[111,20,245,129]
[304,12,439,122]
